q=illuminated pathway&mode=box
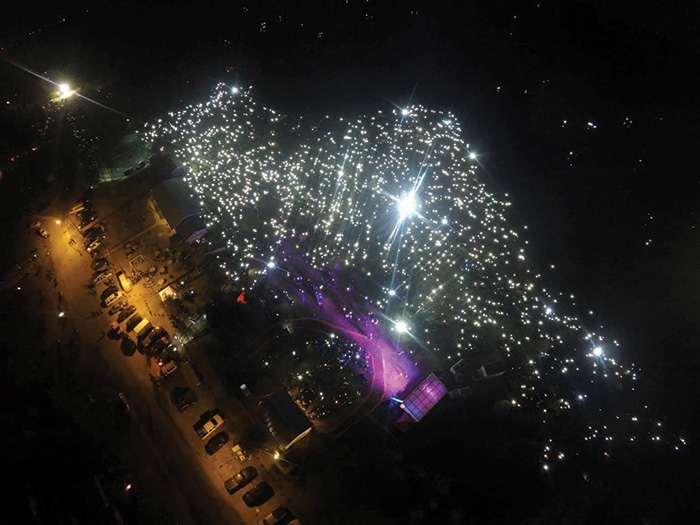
[264,238,417,401]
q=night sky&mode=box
[2,1,700,523]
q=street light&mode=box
[58,83,75,100]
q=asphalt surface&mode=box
[4,177,246,524]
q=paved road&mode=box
[7,177,353,524]
[13,191,244,524]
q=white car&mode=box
[194,411,224,439]
[159,360,178,378]
[93,271,112,285]
[104,291,123,307]
[86,240,101,253]
[259,506,294,525]
[232,443,249,462]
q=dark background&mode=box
[2,1,700,522]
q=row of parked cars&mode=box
[89,252,124,308]
[28,220,50,239]
[82,210,298,523]
[70,199,99,230]
[115,305,178,373]
[71,196,105,255]
[186,407,299,523]
[88,254,140,360]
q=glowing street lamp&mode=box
[58,83,75,99]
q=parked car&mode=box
[121,334,137,356]
[224,467,258,495]
[232,443,249,462]
[28,220,41,229]
[91,258,108,271]
[100,286,119,301]
[126,314,143,332]
[78,210,98,225]
[204,431,229,455]
[136,322,154,341]
[93,270,112,285]
[86,240,101,253]
[84,229,104,243]
[110,322,124,336]
[259,506,294,525]
[117,305,137,323]
[193,410,224,439]
[84,225,101,236]
[108,300,127,316]
[117,271,133,293]
[35,228,49,239]
[76,208,95,220]
[104,291,123,307]
[159,360,178,378]
[144,326,169,348]
[242,481,274,507]
[152,340,171,366]
[170,386,197,412]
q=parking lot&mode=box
[46,171,304,523]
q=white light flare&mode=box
[398,192,417,220]
[58,83,74,99]
[394,320,409,333]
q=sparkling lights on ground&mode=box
[141,83,687,474]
